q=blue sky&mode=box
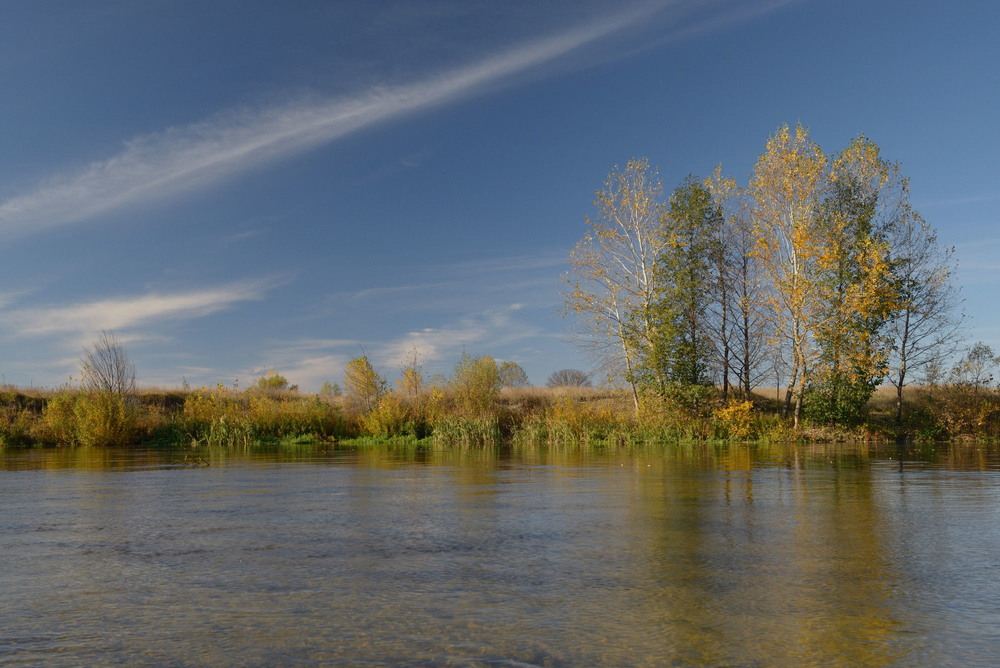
[1,0,998,391]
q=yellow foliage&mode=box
[714,400,754,440]
[40,391,137,446]
[362,392,412,437]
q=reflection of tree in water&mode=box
[625,445,909,666]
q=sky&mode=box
[1,0,998,391]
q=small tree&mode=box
[344,356,386,413]
[926,343,1000,437]
[950,343,999,392]
[319,381,342,397]
[398,347,424,397]
[68,330,138,446]
[81,330,136,398]
[499,361,530,388]
[451,353,502,415]
[256,370,289,392]
[546,369,592,388]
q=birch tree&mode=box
[398,347,424,397]
[564,158,666,411]
[748,124,828,427]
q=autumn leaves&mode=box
[566,124,960,428]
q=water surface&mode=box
[2,443,999,666]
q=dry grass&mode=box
[2,380,996,447]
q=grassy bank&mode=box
[3,380,1000,449]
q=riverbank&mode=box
[2,381,998,449]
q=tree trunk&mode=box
[783,362,797,419]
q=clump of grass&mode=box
[431,415,503,447]
[180,386,348,446]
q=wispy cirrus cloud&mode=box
[0,3,664,236]
[3,278,274,338]
[379,305,540,368]
[327,251,567,316]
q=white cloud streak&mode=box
[328,251,566,315]
[5,279,272,337]
[0,3,663,236]
[380,306,537,369]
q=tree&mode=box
[564,158,667,411]
[73,330,138,446]
[256,370,289,392]
[950,342,998,392]
[451,353,501,415]
[344,356,386,413]
[749,124,828,427]
[319,381,341,397]
[706,166,769,399]
[926,343,1000,437]
[546,369,592,388]
[81,330,136,398]
[499,361,530,387]
[807,136,897,425]
[652,175,720,390]
[398,347,424,397]
[885,204,965,422]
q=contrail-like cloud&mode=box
[0,3,662,236]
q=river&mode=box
[2,443,999,666]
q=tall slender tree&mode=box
[653,176,719,390]
[705,166,770,400]
[564,158,667,411]
[748,124,828,427]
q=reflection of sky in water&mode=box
[1,444,999,666]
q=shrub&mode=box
[41,392,79,445]
[546,369,592,388]
[451,353,501,416]
[362,392,432,438]
[39,390,138,446]
[714,400,755,440]
[256,371,290,392]
[73,392,138,446]
[0,405,37,447]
